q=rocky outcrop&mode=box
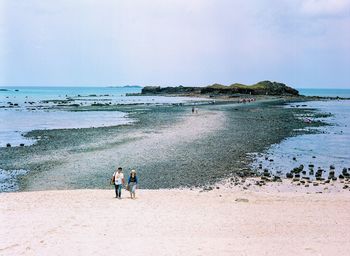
[200,81,299,96]
[141,81,299,96]
[141,86,201,95]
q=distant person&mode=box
[112,167,124,199]
[192,106,195,113]
[128,170,138,199]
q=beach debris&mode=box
[235,198,249,203]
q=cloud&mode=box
[0,0,349,87]
[300,0,350,17]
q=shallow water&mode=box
[252,100,350,178]
[298,88,350,98]
[0,168,29,192]
[0,86,209,147]
[0,109,132,147]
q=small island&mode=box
[141,80,299,97]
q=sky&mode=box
[0,0,349,88]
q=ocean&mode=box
[298,88,350,98]
[252,100,350,178]
[0,86,207,147]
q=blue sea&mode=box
[0,86,207,147]
[252,100,350,178]
[298,88,350,98]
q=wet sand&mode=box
[1,188,350,256]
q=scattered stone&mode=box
[293,157,296,161]
[6,143,11,147]
[330,165,335,170]
[20,143,24,147]
[343,185,349,189]
[235,198,249,203]
[286,173,293,179]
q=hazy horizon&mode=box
[1,0,349,88]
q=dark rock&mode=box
[6,143,11,147]
[293,157,297,161]
[330,165,335,170]
[339,174,345,179]
[286,173,293,179]
[20,143,24,147]
[272,176,282,182]
[235,198,249,203]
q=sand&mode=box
[1,187,350,256]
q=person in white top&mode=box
[113,167,124,199]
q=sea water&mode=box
[299,88,350,98]
[0,86,207,147]
[253,100,350,177]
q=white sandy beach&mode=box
[1,187,350,256]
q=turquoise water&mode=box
[299,88,350,98]
[0,86,208,147]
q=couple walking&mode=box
[112,167,138,199]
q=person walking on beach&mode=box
[128,170,138,199]
[113,167,124,199]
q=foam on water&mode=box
[0,169,29,192]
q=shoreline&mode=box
[1,187,350,256]
[0,97,334,191]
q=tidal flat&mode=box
[0,98,325,191]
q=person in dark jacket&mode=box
[128,169,138,199]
